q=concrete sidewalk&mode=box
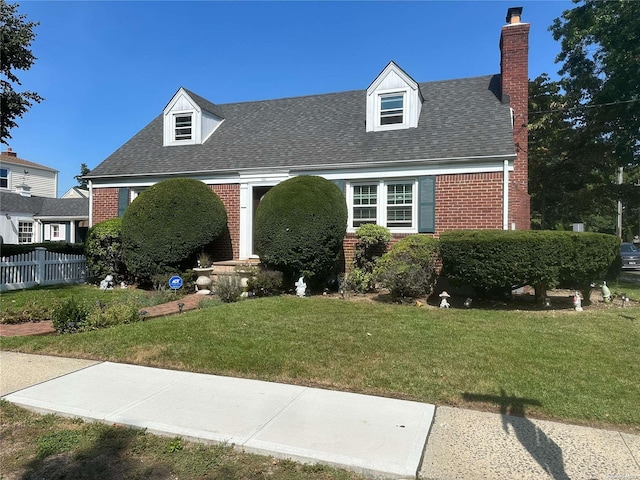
[1,351,639,479]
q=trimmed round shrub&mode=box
[85,218,127,281]
[254,176,347,288]
[122,178,227,282]
[374,235,439,299]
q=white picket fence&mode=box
[0,247,88,292]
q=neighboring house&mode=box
[86,7,530,265]
[62,187,90,199]
[0,150,89,245]
[0,148,58,198]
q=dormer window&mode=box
[174,114,193,141]
[380,94,404,125]
[163,88,224,147]
[366,62,423,132]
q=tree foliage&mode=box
[544,0,640,237]
[122,178,227,283]
[84,218,127,281]
[254,176,347,288]
[74,163,90,189]
[0,0,43,144]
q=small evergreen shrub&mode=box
[216,275,244,303]
[254,176,347,289]
[375,235,439,299]
[122,178,227,283]
[246,269,284,297]
[84,218,127,281]
[87,302,141,329]
[51,298,90,334]
[1,243,84,257]
[345,224,391,293]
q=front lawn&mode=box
[2,288,639,431]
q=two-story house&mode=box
[0,149,89,245]
[86,7,530,265]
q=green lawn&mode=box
[2,287,639,431]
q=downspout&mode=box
[503,160,509,230]
[88,180,93,227]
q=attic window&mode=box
[0,168,7,188]
[174,114,193,141]
[380,94,404,125]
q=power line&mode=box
[528,98,640,116]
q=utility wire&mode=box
[528,98,640,116]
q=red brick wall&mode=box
[436,173,504,231]
[92,188,119,224]
[210,184,240,261]
[501,19,531,229]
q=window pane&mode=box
[386,184,413,227]
[18,222,33,244]
[381,95,403,110]
[353,184,377,227]
[175,115,192,140]
[380,94,404,125]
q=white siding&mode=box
[0,163,57,198]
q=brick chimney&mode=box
[500,6,530,230]
[2,148,17,157]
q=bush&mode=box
[216,274,243,303]
[374,235,439,299]
[87,302,141,330]
[254,176,347,289]
[439,230,620,301]
[51,298,89,334]
[122,178,227,283]
[0,243,84,257]
[84,218,128,281]
[345,224,392,293]
[246,269,284,297]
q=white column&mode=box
[503,159,510,230]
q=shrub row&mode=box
[51,298,142,334]
[439,230,620,301]
[1,242,84,258]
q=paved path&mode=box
[1,351,639,479]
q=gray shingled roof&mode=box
[0,191,88,217]
[88,75,514,179]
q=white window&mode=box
[349,180,417,232]
[51,224,60,239]
[174,114,193,141]
[18,221,33,244]
[380,94,404,125]
[353,184,378,227]
[0,168,7,189]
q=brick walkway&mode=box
[0,294,207,337]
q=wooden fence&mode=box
[0,247,87,292]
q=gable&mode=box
[366,62,423,132]
[163,88,224,146]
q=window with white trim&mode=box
[380,94,404,125]
[0,168,8,188]
[349,180,417,231]
[174,113,193,141]
[18,221,33,244]
[51,224,60,239]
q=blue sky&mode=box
[8,0,573,197]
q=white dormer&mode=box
[163,88,224,146]
[366,62,423,132]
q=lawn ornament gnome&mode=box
[601,282,611,303]
[439,291,451,308]
[295,276,307,297]
[572,291,583,312]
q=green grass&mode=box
[0,401,362,480]
[2,287,639,430]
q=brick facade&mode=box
[500,15,530,230]
[92,187,120,224]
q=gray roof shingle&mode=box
[88,74,514,179]
[0,191,88,217]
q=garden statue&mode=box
[99,275,114,290]
[572,291,583,312]
[439,291,451,308]
[601,282,611,302]
[295,277,307,297]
